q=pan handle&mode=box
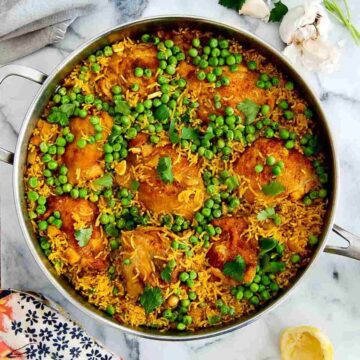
[0,64,48,165]
[324,224,360,261]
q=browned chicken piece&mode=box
[207,217,258,283]
[177,62,266,122]
[63,112,113,184]
[46,196,108,272]
[234,138,318,203]
[117,227,172,299]
[116,135,205,219]
[95,43,158,101]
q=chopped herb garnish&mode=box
[261,181,285,196]
[257,207,281,225]
[269,1,288,22]
[157,156,174,184]
[181,127,200,142]
[58,103,76,117]
[131,180,140,191]
[75,226,93,247]
[154,104,170,121]
[92,173,113,190]
[140,286,164,314]
[208,315,221,325]
[114,99,131,115]
[223,255,246,281]
[161,265,172,283]
[259,238,278,256]
[237,99,260,124]
[169,119,180,144]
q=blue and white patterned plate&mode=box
[0,289,123,360]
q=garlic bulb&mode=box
[239,0,270,22]
[279,0,340,73]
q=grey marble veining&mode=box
[1,0,360,359]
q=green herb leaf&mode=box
[208,315,221,325]
[181,127,200,142]
[75,226,93,247]
[257,207,275,221]
[160,266,172,283]
[156,157,174,184]
[47,111,68,124]
[59,103,76,117]
[269,1,288,22]
[154,104,170,121]
[223,255,246,281]
[114,100,131,115]
[261,181,285,196]
[262,261,285,273]
[169,119,180,144]
[92,173,113,190]
[131,180,140,191]
[236,99,260,124]
[259,238,277,256]
[140,286,164,314]
[218,0,246,11]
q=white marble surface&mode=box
[1,0,360,359]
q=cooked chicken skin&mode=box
[234,138,318,202]
[116,135,205,219]
[117,227,172,299]
[96,43,158,100]
[177,62,266,122]
[207,217,258,283]
[63,112,113,184]
[46,196,108,271]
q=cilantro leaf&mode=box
[160,266,172,282]
[169,119,180,144]
[236,99,260,124]
[154,104,170,121]
[257,207,275,221]
[259,238,277,255]
[59,103,75,117]
[269,1,288,22]
[131,180,140,191]
[223,255,246,281]
[262,260,285,273]
[114,99,131,115]
[218,0,246,11]
[261,181,285,196]
[75,226,93,247]
[181,127,200,142]
[156,157,174,184]
[208,315,221,325]
[92,173,113,190]
[140,286,164,314]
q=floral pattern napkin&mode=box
[0,289,122,359]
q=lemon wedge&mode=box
[280,326,334,360]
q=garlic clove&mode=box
[279,0,331,45]
[239,0,270,22]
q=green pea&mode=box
[106,305,115,316]
[177,322,186,331]
[188,48,198,57]
[179,272,189,282]
[256,80,265,89]
[278,100,289,109]
[291,254,301,263]
[226,55,236,66]
[58,175,67,184]
[192,38,201,47]
[279,128,290,140]
[285,81,294,90]
[255,164,263,173]
[284,110,294,120]
[308,234,319,246]
[39,142,49,153]
[28,177,38,188]
[28,191,39,202]
[221,76,230,86]
[62,183,72,193]
[134,67,144,77]
[206,73,216,83]
[319,188,327,198]
[109,239,119,250]
[197,71,206,81]
[77,138,87,149]
[266,155,276,166]
[38,221,48,231]
[247,60,257,70]
[261,104,270,115]
[126,128,137,139]
[111,85,122,95]
[272,165,282,176]
[47,160,58,170]
[285,140,295,149]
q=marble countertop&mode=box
[1,0,360,358]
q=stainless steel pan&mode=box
[1,16,360,341]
